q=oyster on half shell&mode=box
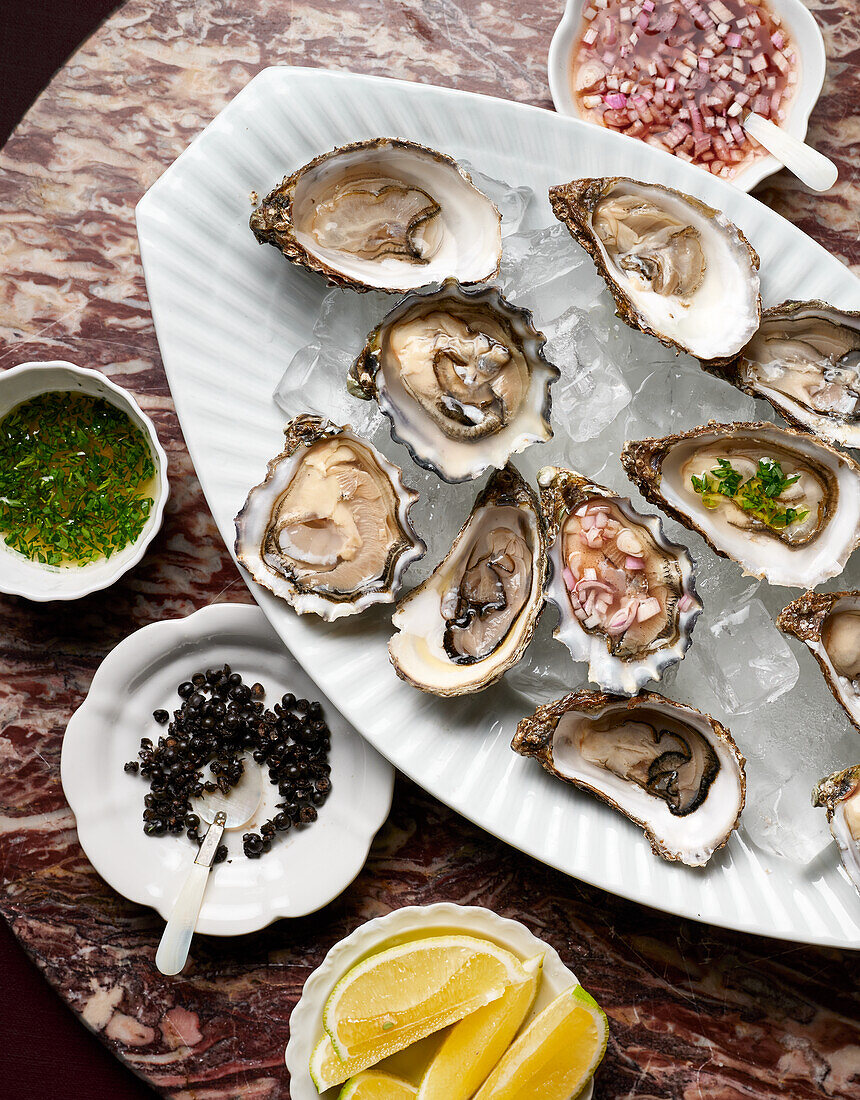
[234,415,424,620]
[813,764,860,896]
[778,590,860,734]
[622,421,860,588]
[512,690,746,866]
[709,300,860,449]
[549,177,761,363]
[389,465,546,696]
[538,466,701,695]
[349,279,559,482]
[250,139,502,293]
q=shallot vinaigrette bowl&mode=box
[547,0,826,192]
[0,361,169,601]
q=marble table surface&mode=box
[1,1,859,1097]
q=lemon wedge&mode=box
[472,984,608,1100]
[417,953,543,1100]
[322,935,527,1062]
[338,1070,417,1099]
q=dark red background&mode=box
[1,4,155,1095]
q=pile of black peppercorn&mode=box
[124,664,332,860]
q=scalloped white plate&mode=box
[285,903,592,1100]
[60,603,394,935]
[137,66,860,948]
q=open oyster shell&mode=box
[707,300,860,449]
[538,466,701,695]
[813,764,860,896]
[777,590,860,734]
[234,415,424,620]
[622,421,860,588]
[349,279,559,483]
[389,465,546,696]
[249,139,502,293]
[548,177,760,363]
[512,690,746,866]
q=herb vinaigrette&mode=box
[0,391,156,566]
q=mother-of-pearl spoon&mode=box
[742,112,838,193]
[156,754,263,976]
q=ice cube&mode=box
[503,616,584,705]
[500,224,604,322]
[689,597,799,715]
[545,306,632,446]
[459,160,534,237]
[735,688,857,866]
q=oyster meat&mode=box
[389,465,546,695]
[622,421,860,588]
[512,690,745,866]
[813,764,860,896]
[549,177,760,362]
[538,466,701,695]
[250,139,502,293]
[778,590,860,734]
[350,280,559,482]
[711,300,860,449]
[235,415,424,619]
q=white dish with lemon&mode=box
[285,903,605,1100]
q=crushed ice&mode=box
[273,173,859,868]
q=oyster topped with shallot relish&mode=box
[538,465,701,696]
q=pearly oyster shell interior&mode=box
[778,590,860,734]
[549,177,761,363]
[234,415,424,620]
[622,421,860,588]
[250,139,502,293]
[712,300,860,449]
[512,690,746,866]
[388,465,546,696]
[813,764,860,897]
[538,466,701,695]
[350,279,559,482]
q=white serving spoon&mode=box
[742,112,838,193]
[156,754,263,976]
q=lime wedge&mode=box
[338,1070,417,1099]
[322,935,526,1062]
[472,983,608,1100]
[417,953,542,1100]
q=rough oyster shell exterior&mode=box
[250,138,502,293]
[234,414,424,620]
[548,176,760,364]
[388,464,547,696]
[512,689,746,866]
[349,278,559,483]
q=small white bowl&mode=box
[0,360,169,601]
[547,0,827,192]
[285,902,594,1100]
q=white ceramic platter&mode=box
[285,903,591,1100]
[60,602,394,935]
[136,66,860,948]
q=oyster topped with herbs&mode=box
[250,139,502,293]
[549,177,760,363]
[234,415,424,620]
[622,422,860,588]
[350,280,558,482]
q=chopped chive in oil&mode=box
[0,391,156,566]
